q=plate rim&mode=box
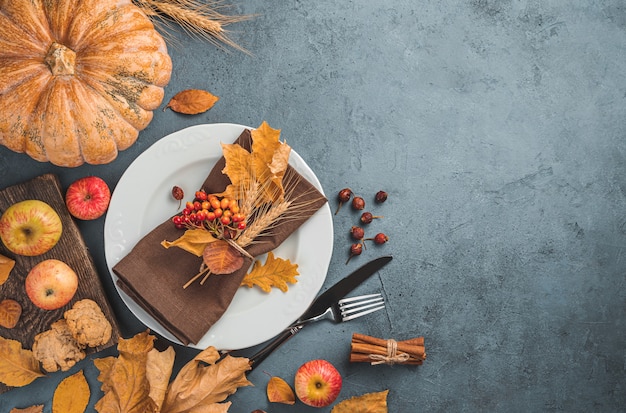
[104,123,333,349]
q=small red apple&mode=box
[65,176,111,220]
[294,359,342,407]
[25,259,79,310]
[0,199,63,256]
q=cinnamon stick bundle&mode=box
[350,333,426,365]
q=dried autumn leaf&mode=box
[331,390,390,413]
[166,89,219,114]
[0,299,22,329]
[161,346,252,413]
[52,370,90,413]
[241,252,299,292]
[10,406,43,413]
[202,240,244,274]
[94,331,157,413]
[267,376,295,405]
[162,228,219,256]
[0,336,44,387]
[219,121,291,205]
[219,142,256,202]
[147,346,176,411]
[251,121,291,203]
[0,253,15,285]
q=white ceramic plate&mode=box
[104,123,333,350]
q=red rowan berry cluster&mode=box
[335,188,389,264]
[171,189,247,239]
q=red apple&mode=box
[294,359,342,407]
[0,200,63,256]
[65,176,111,220]
[25,259,79,310]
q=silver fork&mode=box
[295,293,385,326]
[246,293,385,369]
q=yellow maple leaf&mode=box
[0,336,44,387]
[220,121,291,205]
[250,121,290,202]
[161,228,219,257]
[52,370,90,413]
[219,142,255,202]
[241,251,299,292]
[331,390,390,413]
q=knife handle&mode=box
[248,324,303,370]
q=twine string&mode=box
[369,339,411,365]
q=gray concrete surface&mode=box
[1,1,624,411]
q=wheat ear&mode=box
[134,0,253,52]
[236,201,291,248]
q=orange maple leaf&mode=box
[241,251,299,292]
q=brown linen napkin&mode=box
[113,129,328,345]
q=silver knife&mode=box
[245,255,392,369]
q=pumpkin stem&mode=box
[45,42,76,76]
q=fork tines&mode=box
[339,293,385,321]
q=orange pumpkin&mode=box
[0,0,172,167]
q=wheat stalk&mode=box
[236,200,291,248]
[134,0,253,52]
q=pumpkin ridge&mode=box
[0,0,171,166]
[0,59,48,95]
[0,0,54,48]
[63,0,118,49]
[69,5,155,50]
[75,70,153,131]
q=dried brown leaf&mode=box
[331,390,389,413]
[52,370,90,413]
[162,228,219,256]
[161,346,252,413]
[94,331,157,413]
[0,336,44,387]
[0,299,22,329]
[147,346,176,411]
[241,252,299,292]
[0,253,15,285]
[10,406,43,413]
[166,89,219,114]
[202,240,244,274]
[266,376,295,404]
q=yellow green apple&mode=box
[0,200,63,256]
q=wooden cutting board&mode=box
[0,174,120,394]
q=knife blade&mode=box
[244,255,392,369]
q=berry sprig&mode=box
[335,188,389,264]
[171,189,247,240]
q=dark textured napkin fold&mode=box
[113,129,328,345]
